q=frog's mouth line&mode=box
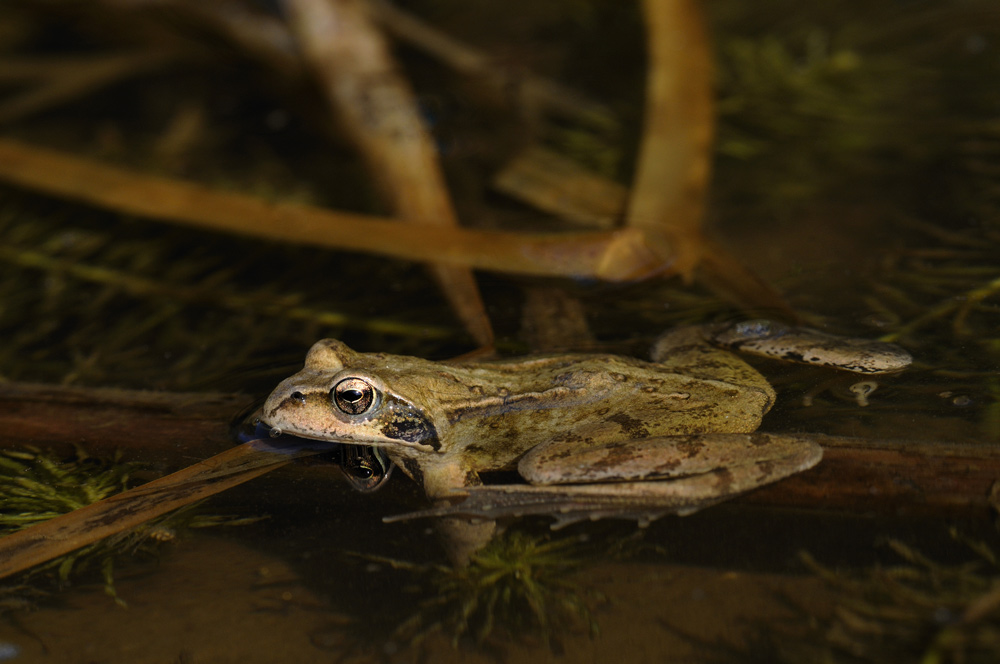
[259,421,438,454]
[241,419,396,492]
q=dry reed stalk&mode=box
[0,438,331,581]
[627,0,715,278]
[285,0,493,345]
[0,137,670,280]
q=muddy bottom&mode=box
[0,534,832,664]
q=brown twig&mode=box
[0,137,670,281]
[627,0,715,278]
[0,381,250,466]
[492,145,793,315]
[285,0,493,346]
[492,146,627,229]
[0,438,331,581]
[489,1,789,315]
[744,434,1000,515]
[519,286,596,352]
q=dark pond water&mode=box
[0,1,999,662]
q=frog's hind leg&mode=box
[650,326,774,396]
[709,320,913,374]
[384,434,823,530]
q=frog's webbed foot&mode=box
[664,320,912,375]
[385,433,821,529]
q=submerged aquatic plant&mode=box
[713,26,926,217]
[861,216,1000,440]
[735,533,1000,664]
[352,530,611,654]
[402,531,603,649]
[0,196,459,394]
[0,446,261,606]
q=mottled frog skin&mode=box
[261,323,910,560]
[263,329,775,493]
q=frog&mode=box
[260,320,911,560]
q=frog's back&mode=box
[437,352,774,471]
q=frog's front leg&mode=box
[415,457,499,564]
[387,433,821,529]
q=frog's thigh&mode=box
[519,433,822,487]
[650,327,768,388]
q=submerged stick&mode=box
[0,438,332,581]
[4,382,999,518]
[4,381,997,580]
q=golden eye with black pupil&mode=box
[333,377,375,414]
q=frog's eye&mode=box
[333,377,376,415]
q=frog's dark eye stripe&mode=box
[333,377,375,414]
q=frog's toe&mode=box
[710,321,913,374]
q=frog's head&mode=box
[261,339,441,454]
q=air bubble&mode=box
[269,427,283,438]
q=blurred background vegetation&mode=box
[0,0,995,437]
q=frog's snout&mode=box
[261,379,309,422]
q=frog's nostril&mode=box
[290,391,306,404]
